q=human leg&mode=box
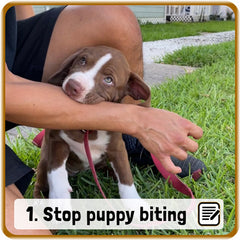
[42,5,143,81]
[5,184,52,235]
[122,134,206,179]
[5,145,51,235]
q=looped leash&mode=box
[151,154,195,198]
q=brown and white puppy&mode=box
[34,46,150,199]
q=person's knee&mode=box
[97,5,142,45]
[88,6,143,75]
[103,6,141,35]
[70,5,142,47]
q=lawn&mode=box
[141,20,235,41]
[150,41,235,236]
[158,40,235,67]
[5,21,236,236]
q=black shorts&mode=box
[6,6,65,195]
[12,6,66,82]
[5,145,34,195]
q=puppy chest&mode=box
[60,130,110,167]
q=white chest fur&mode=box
[60,130,110,168]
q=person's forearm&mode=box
[5,79,136,134]
[5,64,137,133]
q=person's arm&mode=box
[5,64,134,131]
[5,64,203,174]
[15,5,34,20]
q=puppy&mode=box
[34,46,150,199]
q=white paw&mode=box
[118,182,141,199]
[47,160,72,199]
[49,185,72,199]
[118,183,150,215]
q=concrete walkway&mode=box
[144,63,196,86]
[142,30,234,86]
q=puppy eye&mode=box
[80,57,87,65]
[104,77,113,85]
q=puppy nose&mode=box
[65,79,83,97]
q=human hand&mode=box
[132,108,203,174]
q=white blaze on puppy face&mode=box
[62,53,112,102]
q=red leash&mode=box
[83,131,194,199]
[33,130,195,199]
[84,131,106,199]
[151,154,194,198]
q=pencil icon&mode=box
[198,202,221,226]
[210,209,220,220]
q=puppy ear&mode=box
[47,51,80,86]
[125,72,151,107]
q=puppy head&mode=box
[48,46,150,105]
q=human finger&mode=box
[159,155,182,174]
[152,149,182,174]
[171,147,188,161]
[187,122,203,139]
[182,137,199,153]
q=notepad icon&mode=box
[198,202,221,226]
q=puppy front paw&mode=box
[49,185,72,199]
[118,183,141,199]
[47,163,72,199]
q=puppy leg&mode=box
[34,135,51,198]
[34,131,71,199]
[48,159,72,199]
[34,158,49,198]
[108,134,140,199]
[112,166,140,200]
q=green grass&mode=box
[5,129,42,197]
[5,24,236,236]
[157,41,235,67]
[141,21,235,41]
[5,42,236,236]
[150,42,236,235]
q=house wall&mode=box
[32,5,234,24]
[218,5,235,20]
[33,5,55,14]
[165,5,235,22]
[128,5,166,23]
[190,5,211,21]
[190,5,235,21]
[33,5,166,24]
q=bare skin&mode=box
[5,5,203,235]
[15,5,34,20]
[5,184,51,235]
